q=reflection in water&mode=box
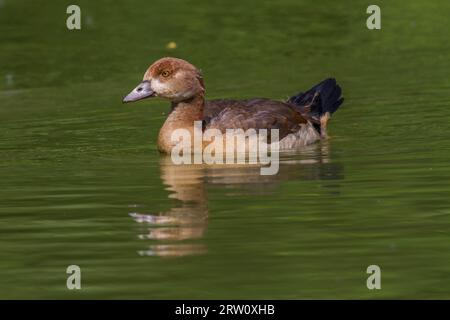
[131,159,208,257]
[130,142,343,257]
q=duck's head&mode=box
[123,57,205,104]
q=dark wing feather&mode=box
[202,79,343,139]
[204,98,307,141]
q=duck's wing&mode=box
[204,98,307,141]
[203,79,344,140]
[204,99,237,122]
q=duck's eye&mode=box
[161,70,171,77]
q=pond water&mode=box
[1,0,450,299]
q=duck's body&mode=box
[123,57,344,154]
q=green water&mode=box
[1,0,450,299]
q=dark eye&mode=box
[161,70,170,77]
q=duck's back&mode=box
[203,78,344,143]
[204,98,307,141]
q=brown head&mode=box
[123,57,205,103]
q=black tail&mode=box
[287,78,344,136]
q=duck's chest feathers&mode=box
[157,100,203,153]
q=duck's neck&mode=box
[157,94,205,153]
[169,94,204,122]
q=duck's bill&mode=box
[123,80,155,103]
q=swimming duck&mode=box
[123,57,343,153]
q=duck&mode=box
[123,57,344,154]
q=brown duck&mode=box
[123,57,344,153]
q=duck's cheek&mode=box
[151,79,172,98]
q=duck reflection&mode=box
[131,142,343,257]
[131,159,208,257]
